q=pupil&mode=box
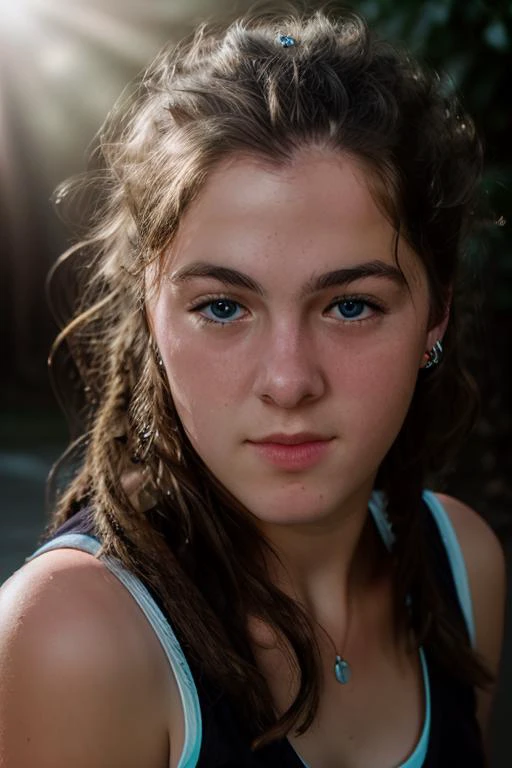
[212,300,236,319]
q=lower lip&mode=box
[248,440,333,471]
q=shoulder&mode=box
[432,493,506,734]
[0,548,171,768]
[431,492,506,608]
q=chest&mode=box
[252,593,425,768]
[286,644,425,768]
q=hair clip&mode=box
[276,33,296,48]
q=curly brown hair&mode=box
[46,5,489,748]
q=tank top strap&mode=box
[27,533,202,768]
[420,491,476,648]
[368,490,475,646]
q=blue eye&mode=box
[335,299,367,319]
[201,299,243,323]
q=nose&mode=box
[253,321,326,409]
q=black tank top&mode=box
[44,501,485,767]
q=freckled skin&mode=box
[148,150,445,533]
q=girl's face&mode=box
[148,151,445,529]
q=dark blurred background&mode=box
[0,0,510,763]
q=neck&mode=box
[258,487,387,630]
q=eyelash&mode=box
[325,294,387,325]
[324,294,386,323]
[188,293,387,326]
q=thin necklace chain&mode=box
[316,590,353,685]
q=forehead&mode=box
[165,150,423,288]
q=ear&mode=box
[421,297,451,368]
[426,306,450,349]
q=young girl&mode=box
[0,8,505,768]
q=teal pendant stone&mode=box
[334,655,351,684]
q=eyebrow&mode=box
[169,260,406,296]
[171,263,264,294]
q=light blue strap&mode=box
[368,490,476,648]
[399,647,431,768]
[28,534,102,561]
[28,534,202,768]
[421,491,476,648]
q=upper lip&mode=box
[248,432,332,445]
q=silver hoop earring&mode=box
[423,339,443,370]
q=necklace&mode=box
[334,654,352,684]
[318,594,353,685]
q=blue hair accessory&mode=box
[276,33,296,48]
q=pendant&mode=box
[334,655,351,684]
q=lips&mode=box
[249,432,331,445]
[246,433,334,471]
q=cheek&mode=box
[327,332,423,430]
[161,333,247,447]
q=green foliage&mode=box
[354,0,512,310]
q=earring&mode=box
[422,339,443,370]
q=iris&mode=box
[208,299,239,320]
[337,299,365,319]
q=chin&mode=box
[241,490,343,529]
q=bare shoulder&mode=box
[0,549,171,768]
[434,493,507,736]
[433,492,506,591]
